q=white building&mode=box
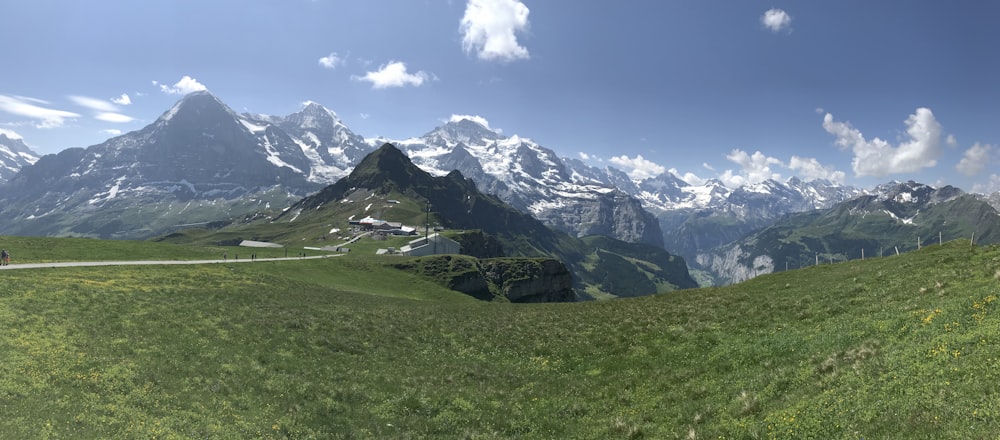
[399,233,461,256]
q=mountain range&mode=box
[2,91,999,288]
[250,142,699,299]
[698,181,1000,284]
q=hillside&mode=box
[698,181,1000,285]
[172,143,698,299]
[2,235,1000,437]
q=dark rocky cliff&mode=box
[393,255,576,302]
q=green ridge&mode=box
[1,238,1000,437]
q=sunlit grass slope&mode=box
[2,240,1000,438]
[0,235,233,263]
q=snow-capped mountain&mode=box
[558,157,864,274]
[0,91,866,260]
[0,91,324,238]
[698,181,999,285]
[0,133,39,182]
[243,102,372,183]
[379,117,664,247]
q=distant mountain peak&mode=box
[425,117,503,145]
[282,101,344,131]
[0,133,37,157]
[158,90,235,124]
[301,101,340,119]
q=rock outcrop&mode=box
[394,255,577,303]
[480,258,576,303]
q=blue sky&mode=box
[1,1,998,192]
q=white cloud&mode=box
[318,52,345,69]
[788,156,846,183]
[0,95,80,128]
[724,149,783,184]
[972,174,1000,195]
[761,8,792,33]
[609,154,666,180]
[353,61,432,89]
[578,152,590,160]
[111,93,132,106]
[95,112,135,123]
[359,113,370,120]
[449,114,491,129]
[0,128,23,140]
[100,129,123,136]
[158,75,208,94]
[68,95,134,123]
[669,167,707,186]
[956,143,994,176]
[946,134,957,147]
[460,0,530,62]
[69,95,119,112]
[714,149,845,187]
[719,169,746,188]
[823,108,943,177]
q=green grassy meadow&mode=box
[2,237,1000,438]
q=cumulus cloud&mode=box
[111,93,131,106]
[460,0,530,62]
[713,149,846,187]
[578,152,590,160]
[669,167,707,186]
[157,75,209,94]
[823,108,944,177]
[722,149,783,186]
[318,52,345,69]
[946,134,957,147]
[449,114,492,129]
[972,174,1000,195]
[0,95,80,128]
[353,61,433,89]
[761,8,792,33]
[609,154,666,180]
[100,129,123,136]
[788,156,847,183]
[956,143,994,176]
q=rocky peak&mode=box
[284,101,343,130]
[425,118,503,146]
[0,134,38,157]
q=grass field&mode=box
[2,238,1000,438]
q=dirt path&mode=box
[0,254,340,270]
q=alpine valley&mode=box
[2,91,1000,291]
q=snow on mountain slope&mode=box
[376,117,664,247]
[0,133,39,182]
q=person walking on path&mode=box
[0,249,8,266]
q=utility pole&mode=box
[425,202,431,247]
